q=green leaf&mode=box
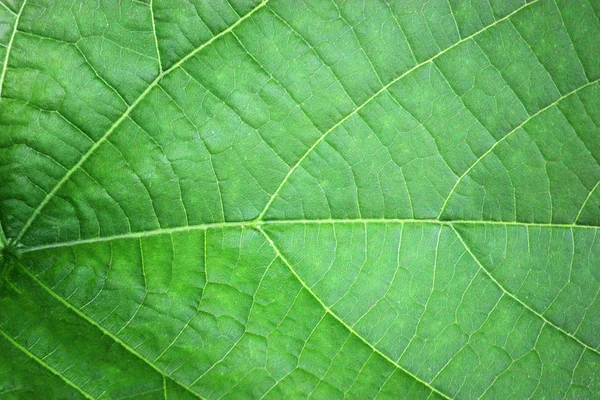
[1,0,599,398]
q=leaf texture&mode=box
[0,0,599,399]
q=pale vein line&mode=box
[265,219,600,229]
[0,0,26,247]
[575,179,600,223]
[11,0,270,244]
[0,0,16,15]
[438,77,600,219]
[451,225,600,357]
[17,218,600,254]
[0,0,25,98]
[149,0,162,73]
[13,259,206,400]
[552,0,589,82]
[256,0,538,220]
[0,327,95,399]
[257,227,453,400]
[18,220,251,253]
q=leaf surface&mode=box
[1,0,599,398]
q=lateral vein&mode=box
[256,0,538,220]
[438,78,600,219]
[0,0,25,98]
[11,0,270,244]
[0,0,26,247]
[0,326,95,400]
[257,226,454,400]
[452,225,600,357]
[13,259,207,400]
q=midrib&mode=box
[17,218,600,254]
[11,0,271,244]
[10,0,539,246]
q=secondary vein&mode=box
[0,0,26,99]
[11,0,271,245]
[438,78,600,219]
[256,0,538,221]
[0,326,95,399]
[452,225,600,357]
[13,258,207,400]
[258,226,454,400]
[0,0,26,248]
